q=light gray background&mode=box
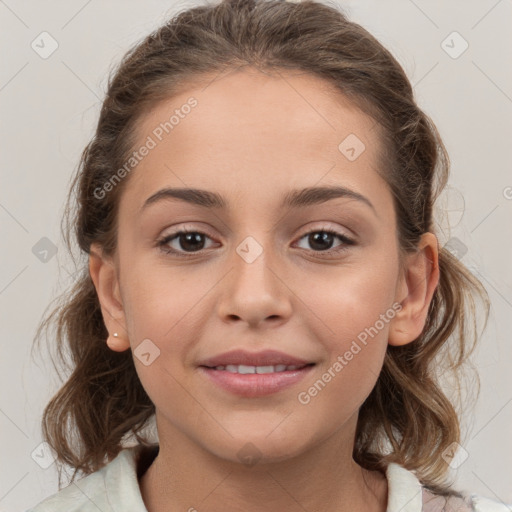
[1,0,511,510]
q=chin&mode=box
[204,428,310,467]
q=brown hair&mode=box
[33,0,490,495]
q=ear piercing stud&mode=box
[113,332,119,337]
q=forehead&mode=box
[120,68,388,216]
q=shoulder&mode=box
[422,487,510,512]
[385,463,511,512]
[26,444,155,512]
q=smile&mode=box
[209,364,309,373]
[198,363,315,397]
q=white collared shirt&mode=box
[26,444,510,512]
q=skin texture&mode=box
[89,67,439,512]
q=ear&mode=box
[89,243,130,352]
[388,232,440,347]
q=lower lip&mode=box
[198,365,315,398]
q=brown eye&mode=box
[295,229,355,254]
[157,229,216,256]
[156,227,355,258]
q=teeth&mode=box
[213,364,305,373]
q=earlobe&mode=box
[106,332,131,352]
[89,243,131,352]
[388,232,440,347]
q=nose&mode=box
[216,240,293,329]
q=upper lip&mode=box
[198,349,314,368]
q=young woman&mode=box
[28,0,507,510]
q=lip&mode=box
[198,364,315,398]
[197,349,313,368]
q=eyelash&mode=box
[156,226,356,258]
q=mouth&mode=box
[200,363,315,373]
[198,363,316,397]
[197,348,315,368]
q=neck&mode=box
[139,415,387,512]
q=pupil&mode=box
[310,232,333,251]
[181,233,204,251]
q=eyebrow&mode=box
[140,185,376,215]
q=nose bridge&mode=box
[216,231,292,324]
[232,232,280,297]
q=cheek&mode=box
[121,274,199,416]
[119,263,213,403]
[295,260,397,398]
[120,259,207,343]
[299,258,398,342]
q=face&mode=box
[90,67,437,465]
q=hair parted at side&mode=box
[32,0,490,494]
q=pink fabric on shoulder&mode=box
[421,487,474,512]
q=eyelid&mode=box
[159,222,216,239]
[159,222,354,242]
[298,221,353,238]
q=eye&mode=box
[156,228,217,257]
[294,228,355,255]
[156,226,355,258]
